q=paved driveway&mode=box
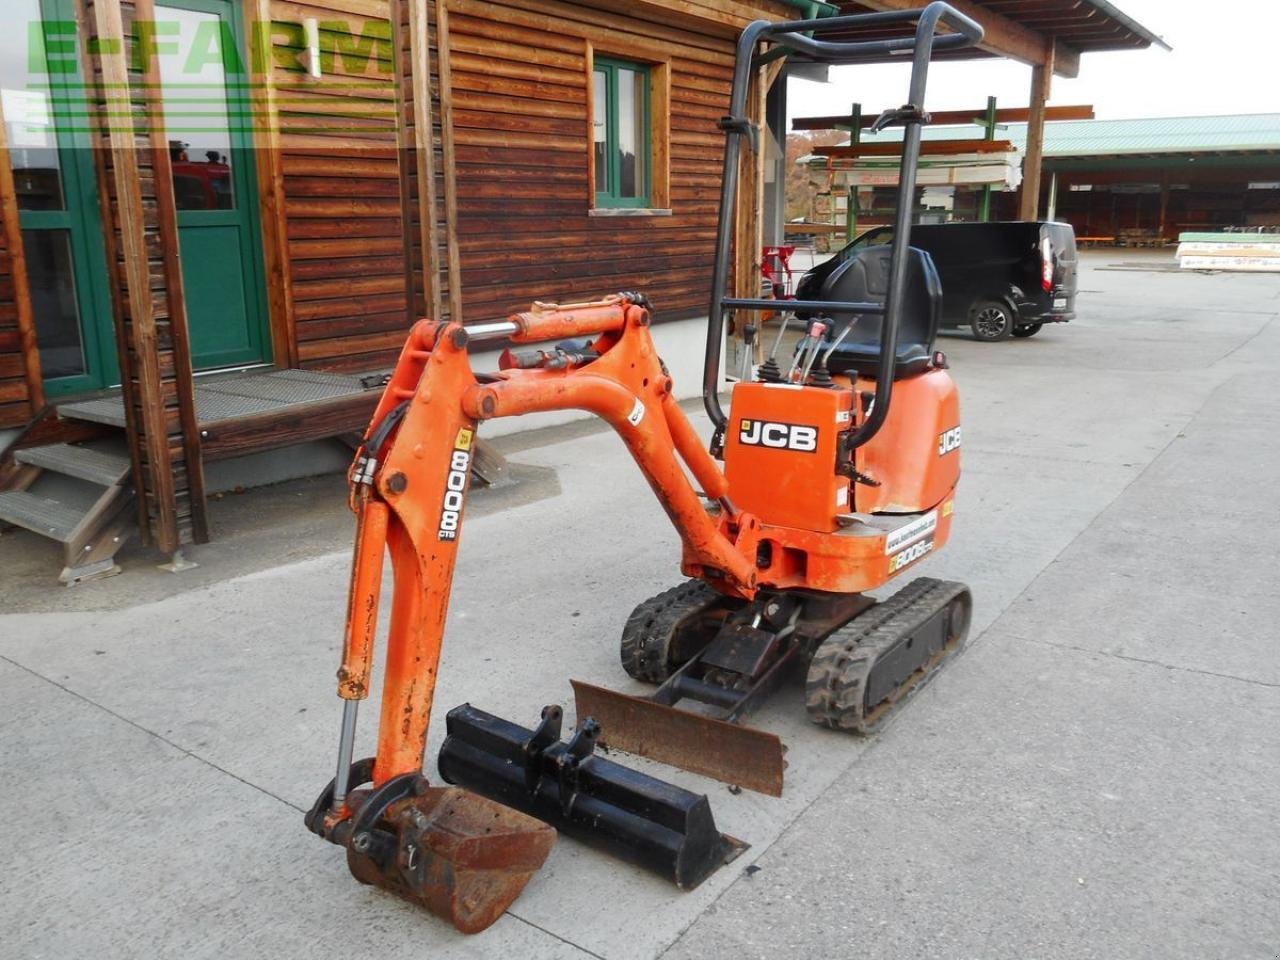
[2,253,1277,959]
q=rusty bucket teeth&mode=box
[344,785,556,934]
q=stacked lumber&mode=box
[1176,232,1280,272]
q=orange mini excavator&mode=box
[306,3,982,935]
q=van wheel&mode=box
[970,300,1015,341]
[1013,323,1043,338]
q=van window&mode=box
[852,227,894,250]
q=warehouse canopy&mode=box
[820,113,1280,162]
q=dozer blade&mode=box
[439,704,748,889]
[570,680,786,797]
[308,762,555,934]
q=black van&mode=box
[796,221,1079,341]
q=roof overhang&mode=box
[824,0,1168,79]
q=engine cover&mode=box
[724,381,853,533]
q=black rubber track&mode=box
[805,578,971,732]
[619,579,724,683]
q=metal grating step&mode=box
[15,444,132,486]
[0,490,84,543]
[57,395,128,427]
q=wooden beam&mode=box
[816,139,1016,158]
[0,99,45,414]
[141,0,208,545]
[1019,52,1054,221]
[248,0,298,368]
[393,0,444,322]
[793,104,1094,131]
[733,58,783,356]
[853,0,1081,77]
[200,393,380,462]
[85,0,181,554]
[436,0,465,322]
[80,0,149,546]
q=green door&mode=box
[156,0,270,370]
[4,0,118,397]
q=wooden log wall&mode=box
[435,0,792,324]
[81,0,207,550]
[0,114,44,428]
[394,0,460,323]
[258,0,412,373]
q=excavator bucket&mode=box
[306,760,556,934]
[438,704,747,889]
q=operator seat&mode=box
[817,244,942,380]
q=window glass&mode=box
[594,59,650,208]
[592,69,608,195]
[616,67,644,199]
[158,7,236,210]
[23,229,85,378]
[854,227,894,250]
[1,0,66,210]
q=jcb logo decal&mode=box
[438,429,474,541]
[739,419,818,453]
[938,426,962,456]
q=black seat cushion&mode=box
[814,244,942,380]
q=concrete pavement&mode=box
[1,253,1277,959]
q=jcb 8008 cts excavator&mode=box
[306,2,982,934]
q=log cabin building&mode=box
[0,0,1162,581]
[0,0,827,579]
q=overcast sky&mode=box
[787,0,1279,125]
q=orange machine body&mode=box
[330,294,961,799]
[855,369,961,514]
[700,369,961,595]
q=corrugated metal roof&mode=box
[844,113,1280,158]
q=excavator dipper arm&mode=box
[339,295,756,792]
[309,295,760,932]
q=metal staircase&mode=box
[0,440,135,585]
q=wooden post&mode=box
[979,95,997,222]
[844,103,860,242]
[435,0,463,323]
[143,0,209,545]
[81,0,202,553]
[1157,172,1170,243]
[734,59,782,367]
[0,103,45,415]
[393,0,444,324]
[248,0,297,368]
[1019,52,1053,221]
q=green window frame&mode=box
[13,0,118,396]
[593,57,651,209]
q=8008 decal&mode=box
[438,428,474,541]
[888,537,934,572]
